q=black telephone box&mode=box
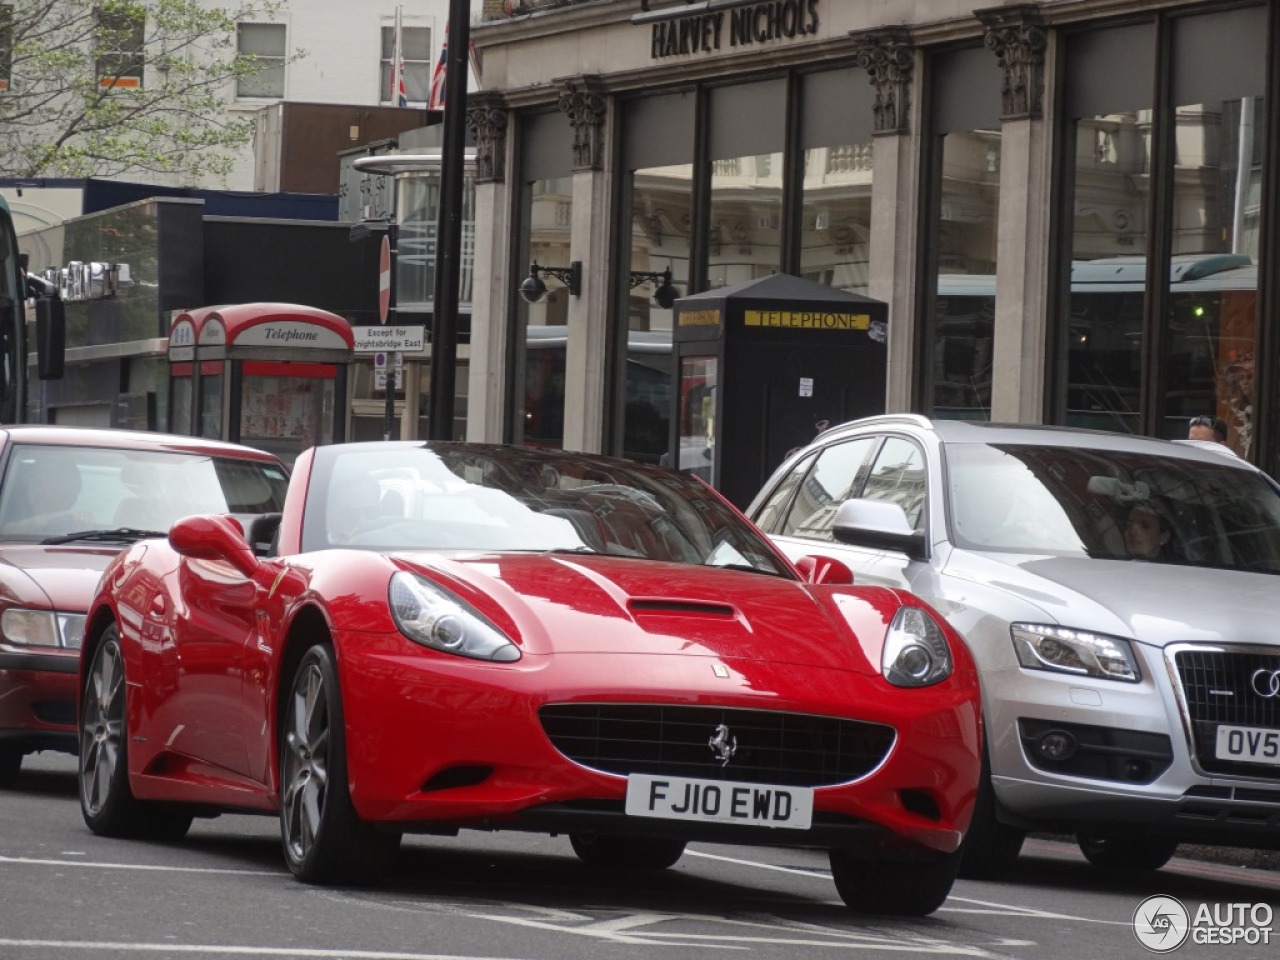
[670,274,888,508]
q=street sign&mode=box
[378,234,392,323]
[374,352,403,391]
[351,325,426,352]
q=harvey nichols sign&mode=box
[649,0,820,60]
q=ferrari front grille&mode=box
[1173,648,1280,780]
[538,703,895,787]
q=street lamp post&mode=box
[428,0,471,441]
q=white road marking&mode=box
[0,944,523,960]
[0,854,279,877]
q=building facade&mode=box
[463,0,1279,474]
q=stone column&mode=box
[465,92,511,442]
[978,5,1052,423]
[558,75,612,454]
[855,28,920,414]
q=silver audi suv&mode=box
[747,415,1280,877]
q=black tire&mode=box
[279,643,400,885]
[79,625,192,841]
[1077,831,1178,872]
[569,833,687,871]
[957,745,1025,880]
[829,848,961,916]
[0,744,22,789]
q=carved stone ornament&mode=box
[976,5,1047,121]
[465,93,509,184]
[558,77,608,171]
[852,29,914,136]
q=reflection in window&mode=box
[624,165,690,463]
[862,437,926,529]
[516,177,573,450]
[799,144,872,294]
[708,152,784,287]
[236,23,286,98]
[1162,95,1263,453]
[931,131,1001,419]
[396,169,476,309]
[781,437,877,540]
[677,356,716,485]
[1067,111,1152,435]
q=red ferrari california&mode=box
[79,441,980,915]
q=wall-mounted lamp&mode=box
[519,261,582,303]
[629,267,680,310]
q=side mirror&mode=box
[35,295,65,380]
[831,498,929,561]
[794,554,854,585]
[169,514,260,578]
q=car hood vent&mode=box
[628,598,737,618]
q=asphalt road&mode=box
[2,751,1278,960]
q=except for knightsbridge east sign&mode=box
[650,0,819,59]
[352,325,427,353]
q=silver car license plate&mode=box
[1214,725,1280,765]
[624,774,813,829]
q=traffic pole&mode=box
[429,1,470,441]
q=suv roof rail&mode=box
[816,413,934,441]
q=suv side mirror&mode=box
[831,498,929,561]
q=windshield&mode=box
[946,442,1280,573]
[304,443,789,576]
[0,444,288,542]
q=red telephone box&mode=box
[168,303,354,464]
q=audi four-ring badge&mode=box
[747,415,1280,881]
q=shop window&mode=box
[95,5,145,90]
[1062,23,1155,437]
[380,25,431,104]
[708,80,785,286]
[799,68,874,296]
[923,46,1002,420]
[236,23,286,99]
[1160,8,1266,454]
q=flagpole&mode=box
[391,6,403,105]
[429,1,470,440]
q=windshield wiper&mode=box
[42,527,169,545]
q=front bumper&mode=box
[336,638,982,857]
[0,647,80,752]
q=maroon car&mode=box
[0,426,288,787]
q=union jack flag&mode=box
[428,27,448,110]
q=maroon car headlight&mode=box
[882,606,953,688]
[1,609,87,650]
[389,572,521,662]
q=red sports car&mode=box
[79,441,981,915]
[0,425,288,787]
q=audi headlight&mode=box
[389,572,520,662]
[1011,623,1139,682]
[2,609,87,650]
[882,606,953,688]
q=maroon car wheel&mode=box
[279,643,400,885]
[0,744,21,789]
[79,625,192,841]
